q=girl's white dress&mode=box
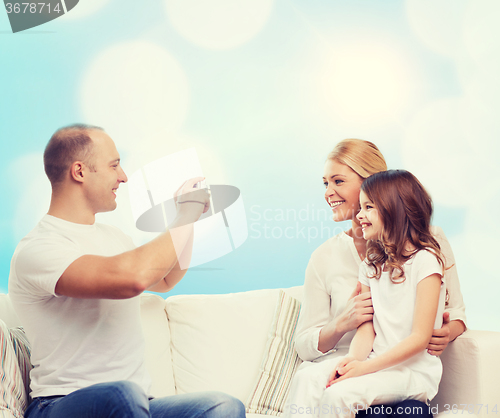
[284,227,466,418]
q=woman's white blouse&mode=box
[294,226,467,362]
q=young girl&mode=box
[323,169,447,416]
[287,169,447,418]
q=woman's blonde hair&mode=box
[327,138,387,179]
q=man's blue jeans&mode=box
[24,381,246,418]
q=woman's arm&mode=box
[326,284,374,386]
[318,282,373,353]
[295,255,373,360]
[294,258,334,360]
[427,311,466,356]
[429,226,467,355]
[294,258,339,361]
[329,274,442,384]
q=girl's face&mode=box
[323,159,364,223]
[357,190,383,240]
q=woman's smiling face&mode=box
[323,159,364,223]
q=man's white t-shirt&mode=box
[8,214,151,398]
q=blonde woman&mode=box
[285,139,466,418]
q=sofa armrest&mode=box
[431,329,500,418]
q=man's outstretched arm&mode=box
[55,178,209,299]
[147,224,195,293]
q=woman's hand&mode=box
[326,356,368,387]
[317,282,373,354]
[337,282,374,334]
[427,312,450,356]
[427,312,465,356]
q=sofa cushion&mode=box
[246,290,302,415]
[430,329,500,417]
[0,319,27,418]
[140,293,176,398]
[8,327,32,405]
[166,288,282,402]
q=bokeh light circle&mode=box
[80,41,190,153]
[406,0,468,58]
[319,42,414,127]
[164,0,274,50]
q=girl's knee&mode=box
[294,363,330,384]
[322,381,363,411]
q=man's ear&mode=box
[70,161,85,183]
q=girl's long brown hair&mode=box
[361,170,445,282]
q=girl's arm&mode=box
[346,284,375,360]
[329,273,442,385]
[346,319,375,360]
[326,284,374,386]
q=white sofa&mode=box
[1,287,499,417]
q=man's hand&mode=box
[326,356,368,387]
[174,177,210,221]
[427,311,451,356]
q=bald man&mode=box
[9,124,245,418]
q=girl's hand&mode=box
[337,282,374,333]
[327,355,354,386]
[326,356,368,387]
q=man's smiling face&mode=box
[83,130,128,214]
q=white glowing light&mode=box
[406,0,468,58]
[80,41,190,153]
[186,139,228,185]
[463,194,500,277]
[401,97,500,207]
[464,0,500,77]
[164,0,274,50]
[143,148,204,206]
[320,42,414,126]
[402,98,470,207]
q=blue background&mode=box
[1,0,499,331]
